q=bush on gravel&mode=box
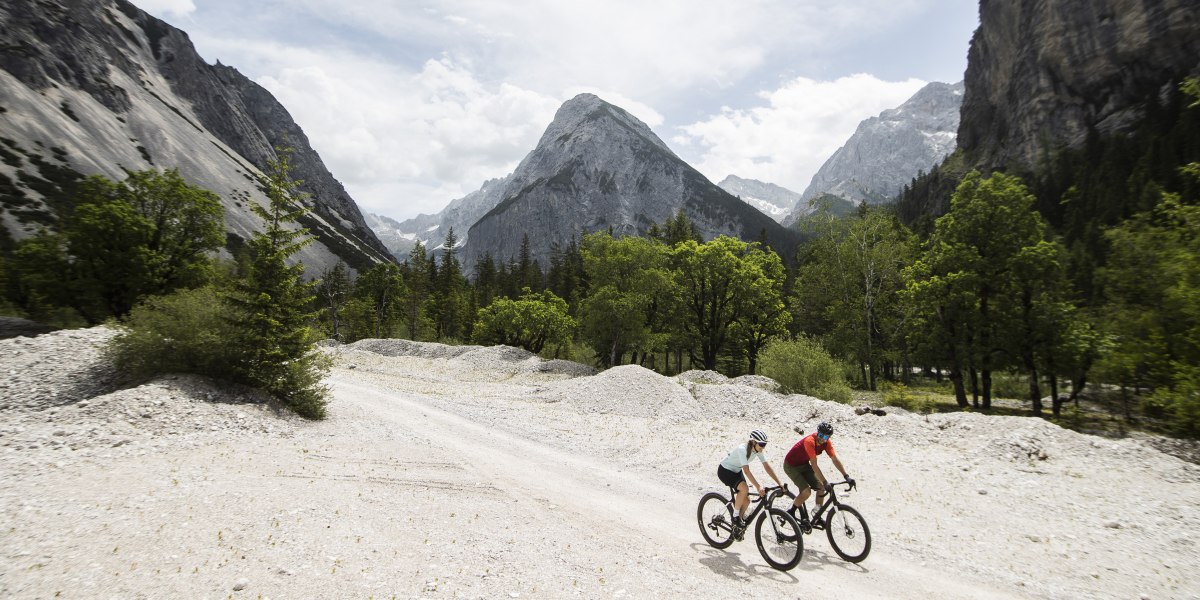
[758,336,853,403]
[106,285,241,384]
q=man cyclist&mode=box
[782,422,853,526]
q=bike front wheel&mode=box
[825,504,871,563]
[697,492,735,549]
[755,508,803,570]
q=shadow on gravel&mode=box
[690,543,800,583]
[791,547,870,574]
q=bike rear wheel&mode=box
[755,508,803,570]
[825,504,871,563]
[697,492,735,549]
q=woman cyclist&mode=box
[717,429,785,533]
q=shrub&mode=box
[758,336,852,402]
[881,382,937,414]
[106,286,241,383]
[988,371,1029,399]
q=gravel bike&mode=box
[696,484,804,571]
[789,479,871,563]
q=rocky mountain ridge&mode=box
[800,81,963,207]
[458,94,800,271]
[0,0,391,271]
[716,175,801,223]
[958,0,1200,172]
[372,94,800,272]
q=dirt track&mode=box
[2,333,1197,598]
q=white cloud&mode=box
[167,1,971,220]
[196,34,561,220]
[136,0,196,18]
[674,74,927,194]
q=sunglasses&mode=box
[817,434,830,442]
[755,442,767,449]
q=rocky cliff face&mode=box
[958,0,1200,171]
[0,0,391,271]
[801,81,962,206]
[457,94,799,272]
[716,175,800,223]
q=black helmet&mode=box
[817,422,834,436]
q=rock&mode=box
[959,0,1200,174]
[0,0,389,270]
[456,94,800,274]
[797,81,963,211]
[232,577,248,591]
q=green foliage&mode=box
[792,207,915,389]
[902,170,1063,410]
[473,288,576,353]
[314,262,351,341]
[105,286,242,382]
[578,232,675,367]
[5,169,223,323]
[224,149,329,419]
[671,236,782,371]
[881,383,937,414]
[758,336,852,402]
[350,261,407,340]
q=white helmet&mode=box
[750,429,768,444]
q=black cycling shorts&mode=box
[717,465,745,489]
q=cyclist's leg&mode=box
[734,481,749,519]
[783,463,812,512]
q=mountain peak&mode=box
[538,93,673,156]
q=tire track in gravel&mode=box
[330,375,1027,599]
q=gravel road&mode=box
[1,329,1198,599]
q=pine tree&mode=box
[227,148,329,419]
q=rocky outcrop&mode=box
[717,175,801,223]
[958,0,1200,171]
[801,81,962,206]
[458,94,800,272]
[0,0,391,271]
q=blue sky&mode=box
[140,1,979,221]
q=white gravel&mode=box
[1,328,1198,599]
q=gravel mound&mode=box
[1,326,119,411]
[532,364,699,419]
[344,338,597,379]
[730,374,780,391]
[346,338,478,359]
[676,370,729,385]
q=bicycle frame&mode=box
[790,480,855,530]
[725,485,784,521]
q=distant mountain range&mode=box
[0,0,390,271]
[716,175,801,223]
[799,81,963,207]
[374,94,800,271]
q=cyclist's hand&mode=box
[755,484,765,497]
[846,477,856,489]
[824,482,833,493]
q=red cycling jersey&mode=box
[784,432,837,467]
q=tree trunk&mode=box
[609,338,619,367]
[859,362,869,389]
[1027,365,1042,416]
[970,368,980,409]
[948,368,969,408]
[982,370,993,410]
